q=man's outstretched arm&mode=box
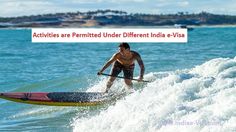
[98,53,118,75]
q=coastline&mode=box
[0,24,235,30]
[1,10,236,29]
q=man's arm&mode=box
[98,53,118,75]
[135,53,145,80]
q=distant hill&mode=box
[0,10,236,28]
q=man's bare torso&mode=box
[116,51,138,66]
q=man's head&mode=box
[118,42,130,54]
[119,42,130,49]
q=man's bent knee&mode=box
[125,79,132,87]
[106,77,116,88]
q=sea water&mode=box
[0,27,235,132]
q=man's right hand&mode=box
[97,71,102,75]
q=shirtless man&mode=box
[97,42,145,93]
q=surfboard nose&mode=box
[0,93,8,98]
[0,93,4,97]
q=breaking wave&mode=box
[72,57,236,132]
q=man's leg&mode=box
[124,79,135,93]
[123,65,134,92]
[124,79,133,89]
[105,77,116,93]
[105,61,121,93]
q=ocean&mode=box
[0,27,235,132]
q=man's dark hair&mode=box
[119,42,130,49]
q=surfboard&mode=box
[0,92,123,106]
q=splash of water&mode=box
[72,57,236,132]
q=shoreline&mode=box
[0,24,235,30]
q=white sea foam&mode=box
[72,57,236,132]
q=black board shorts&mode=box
[111,61,135,79]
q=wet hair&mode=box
[118,42,130,49]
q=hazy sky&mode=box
[1,0,236,17]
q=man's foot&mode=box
[104,89,109,93]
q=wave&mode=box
[72,57,236,132]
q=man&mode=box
[97,42,145,93]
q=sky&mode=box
[0,0,236,17]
